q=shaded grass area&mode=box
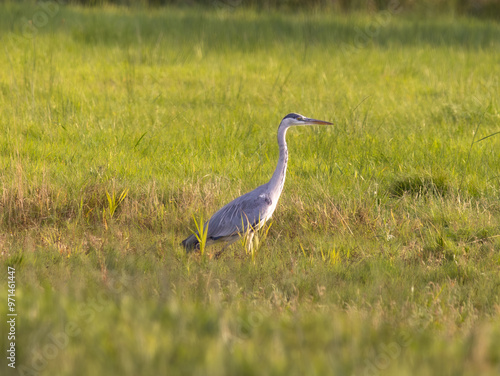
[0,3,500,375]
[2,228,500,375]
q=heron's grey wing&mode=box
[205,190,273,241]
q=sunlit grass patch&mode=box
[0,3,500,376]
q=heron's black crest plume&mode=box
[282,113,302,120]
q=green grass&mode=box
[1,3,500,375]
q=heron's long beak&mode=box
[303,117,333,125]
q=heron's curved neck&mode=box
[268,125,288,196]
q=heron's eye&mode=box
[297,116,303,121]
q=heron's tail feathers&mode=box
[181,234,199,252]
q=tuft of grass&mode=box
[388,175,450,197]
[105,188,129,218]
[192,214,209,257]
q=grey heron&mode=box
[182,113,332,253]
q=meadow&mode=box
[0,2,500,375]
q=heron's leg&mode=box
[214,244,230,259]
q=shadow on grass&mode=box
[388,175,450,198]
[3,4,500,51]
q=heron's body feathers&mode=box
[183,184,274,252]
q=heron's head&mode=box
[280,113,332,129]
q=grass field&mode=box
[1,3,500,375]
